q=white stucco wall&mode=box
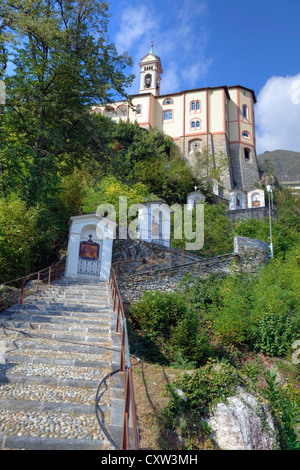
[65,214,116,281]
[137,201,171,247]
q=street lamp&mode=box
[266,185,273,258]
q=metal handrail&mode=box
[111,241,228,276]
[109,265,139,450]
[111,244,219,278]
[112,250,188,277]
[0,260,64,313]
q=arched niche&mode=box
[187,190,205,211]
[65,213,117,281]
[137,200,172,247]
[229,189,247,210]
[247,189,265,209]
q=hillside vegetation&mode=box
[128,188,300,450]
[258,149,300,182]
[0,1,299,451]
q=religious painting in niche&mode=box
[253,200,261,207]
[79,235,100,260]
[151,215,160,237]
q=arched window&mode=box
[190,100,201,112]
[242,131,250,139]
[116,105,127,117]
[163,110,173,122]
[191,119,201,130]
[136,104,142,115]
[163,98,174,105]
[145,74,152,88]
[103,107,115,118]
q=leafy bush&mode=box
[185,273,255,347]
[0,197,40,282]
[249,248,300,356]
[166,362,240,420]
[161,361,240,449]
[252,310,299,357]
[128,290,211,366]
[262,368,300,450]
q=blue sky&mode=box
[107,0,300,154]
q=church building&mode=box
[93,43,260,199]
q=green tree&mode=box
[194,146,229,192]
[0,196,40,281]
[0,0,134,203]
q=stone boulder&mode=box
[206,386,276,450]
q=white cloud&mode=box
[114,5,158,54]
[113,0,212,95]
[161,61,181,94]
[256,74,300,154]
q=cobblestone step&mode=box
[0,338,114,359]
[0,329,112,345]
[0,278,117,450]
[0,434,107,450]
[5,354,111,369]
[0,315,110,327]
[1,310,111,322]
[0,407,107,443]
[0,372,102,389]
[0,361,109,384]
[0,397,109,415]
[0,382,103,405]
[1,320,110,336]
[17,303,112,313]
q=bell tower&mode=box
[139,42,163,96]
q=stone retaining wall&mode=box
[117,236,270,305]
[112,238,203,277]
[227,207,275,222]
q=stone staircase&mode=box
[0,278,123,450]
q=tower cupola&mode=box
[139,42,163,96]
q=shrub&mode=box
[0,197,40,282]
[249,249,300,356]
[128,290,211,366]
[252,310,299,356]
[262,368,300,449]
[166,362,240,420]
[187,274,255,346]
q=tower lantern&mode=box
[139,42,163,96]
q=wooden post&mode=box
[48,266,52,286]
[150,257,153,272]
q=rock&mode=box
[206,386,276,450]
[174,389,188,402]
